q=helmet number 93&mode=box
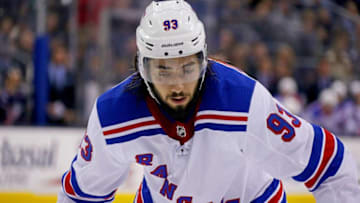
[163,19,178,31]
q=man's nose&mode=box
[170,82,184,93]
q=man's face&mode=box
[148,54,201,110]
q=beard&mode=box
[163,92,192,121]
[149,82,202,122]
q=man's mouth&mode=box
[170,96,186,104]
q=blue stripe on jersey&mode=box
[105,128,165,145]
[199,61,256,113]
[195,123,247,132]
[293,124,324,182]
[69,160,116,200]
[142,177,154,203]
[251,179,280,203]
[281,192,287,203]
[310,137,344,192]
[97,75,152,128]
[68,196,114,203]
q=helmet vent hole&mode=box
[176,1,179,4]
[149,20,152,26]
[164,52,168,56]
[146,42,154,47]
[188,16,190,22]
[179,50,183,54]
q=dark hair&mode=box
[124,53,146,97]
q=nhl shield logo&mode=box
[176,125,186,138]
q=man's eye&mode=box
[184,67,194,74]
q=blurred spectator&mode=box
[302,88,343,134]
[267,0,301,45]
[296,9,321,58]
[229,42,251,73]
[47,44,75,125]
[47,11,60,34]
[254,55,274,90]
[216,28,237,58]
[111,57,133,84]
[316,7,332,48]
[0,67,27,125]
[248,41,269,72]
[329,80,350,134]
[275,44,296,71]
[342,80,360,136]
[251,0,274,42]
[220,0,249,25]
[325,30,353,82]
[0,16,16,74]
[342,1,359,42]
[272,44,296,94]
[275,77,304,114]
[12,27,34,83]
[331,80,348,107]
[303,57,334,104]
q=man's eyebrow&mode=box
[182,61,196,68]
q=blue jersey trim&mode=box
[281,191,287,203]
[68,196,114,203]
[96,75,152,128]
[251,179,280,202]
[310,137,344,192]
[105,128,165,145]
[199,61,256,113]
[68,157,116,200]
[293,124,323,182]
[141,177,154,203]
[195,123,247,132]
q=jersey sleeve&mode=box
[246,82,360,202]
[57,101,131,203]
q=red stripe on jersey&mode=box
[103,120,158,136]
[136,183,143,203]
[305,129,335,189]
[105,190,116,200]
[196,114,248,122]
[268,181,284,203]
[64,171,76,196]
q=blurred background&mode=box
[0,0,360,202]
[0,0,359,135]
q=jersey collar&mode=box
[145,95,201,145]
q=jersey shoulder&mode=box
[96,74,151,128]
[200,60,257,113]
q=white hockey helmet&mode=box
[136,0,207,85]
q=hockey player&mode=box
[57,1,360,202]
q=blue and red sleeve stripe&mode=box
[134,178,153,203]
[293,124,344,191]
[251,179,287,203]
[61,157,117,203]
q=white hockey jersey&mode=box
[58,60,360,203]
